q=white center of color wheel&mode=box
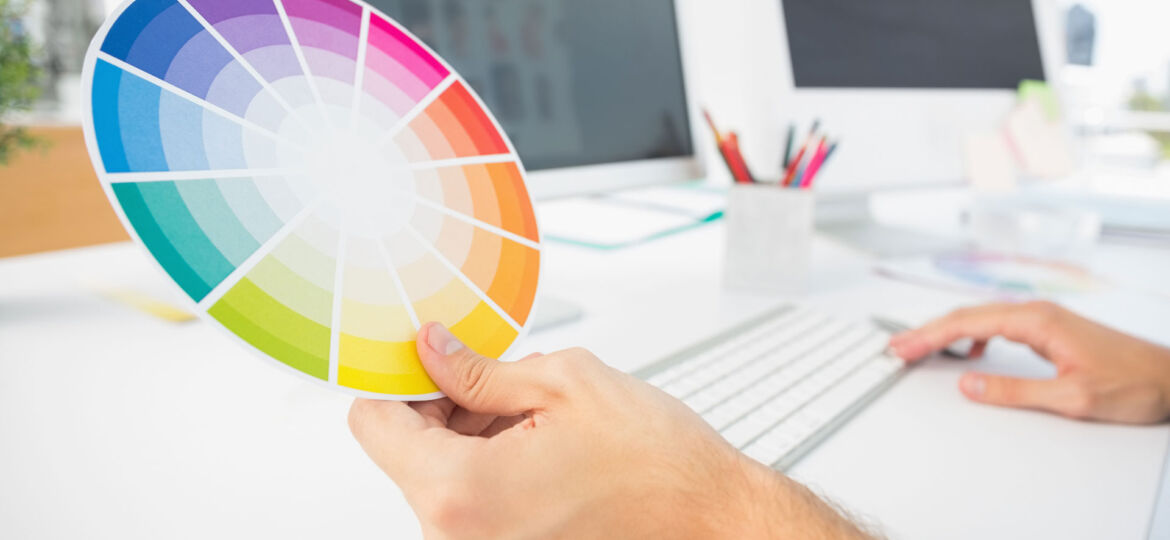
[301,130,416,236]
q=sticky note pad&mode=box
[82,0,541,400]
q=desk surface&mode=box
[2,192,1168,539]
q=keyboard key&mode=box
[643,307,905,470]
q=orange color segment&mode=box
[460,228,503,297]
[443,82,509,155]
[401,82,511,162]
[486,163,539,242]
[426,94,478,158]
[486,239,540,325]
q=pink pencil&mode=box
[799,139,829,189]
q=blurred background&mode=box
[2,0,1170,258]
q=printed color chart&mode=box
[82,0,542,400]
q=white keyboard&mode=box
[638,306,907,470]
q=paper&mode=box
[82,0,541,400]
[537,198,703,248]
[1004,100,1075,179]
[963,132,1018,192]
[875,252,1103,299]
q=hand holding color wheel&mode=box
[83,0,541,399]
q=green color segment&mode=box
[209,278,331,380]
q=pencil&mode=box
[782,124,795,169]
[799,138,830,189]
[702,109,753,184]
[782,135,813,187]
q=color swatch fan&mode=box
[82,0,542,400]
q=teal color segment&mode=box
[113,183,214,301]
[92,61,129,173]
[135,182,236,291]
[175,179,263,265]
[216,179,285,244]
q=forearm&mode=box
[732,457,875,539]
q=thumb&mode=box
[959,371,1074,416]
[418,323,552,416]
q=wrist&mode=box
[726,454,873,539]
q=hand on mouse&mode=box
[348,323,871,539]
[890,301,1170,424]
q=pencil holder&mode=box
[723,185,815,294]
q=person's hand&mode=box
[890,301,1170,424]
[349,323,870,539]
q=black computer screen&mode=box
[782,0,1046,89]
[366,0,694,171]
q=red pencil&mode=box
[703,109,754,184]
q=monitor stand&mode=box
[816,192,965,258]
[529,295,586,333]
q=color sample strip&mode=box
[415,163,540,242]
[208,218,338,380]
[283,0,362,111]
[99,0,278,130]
[185,0,315,109]
[335,236,436,395]
[391,232,517,358]
[91,59,282,174]
[110,178,282,301]
[395,82,510,162]
[409,204,539,326]
[363,14,447,114]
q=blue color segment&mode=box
[112,63,169,173]
[92,61,129,173]
[101,0,236,104]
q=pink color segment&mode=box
[367,15,448,90]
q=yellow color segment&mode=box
[452,302,518,358]
[337,334,440,395]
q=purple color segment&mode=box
[216,14,291,53]
[302,45,356,85]
[186,0,277,23]
[166,30,259,118]
[206,62,271,128]
[283,0,361,37]
[244,45,305,81]
[292,17,358,64]
[184,0,276,22]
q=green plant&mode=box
[0,0,42,166]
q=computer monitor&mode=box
[366,0,702,200]
[738,0,1061,195]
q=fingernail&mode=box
[961,373,986,397]
[426,324,464,356]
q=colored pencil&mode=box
[800,138,830,188]
[782,132,816,187]
[702,109,754,184]
[782,124,795,169]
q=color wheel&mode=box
[82,0,542,400]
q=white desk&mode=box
[1,191,1168,539]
